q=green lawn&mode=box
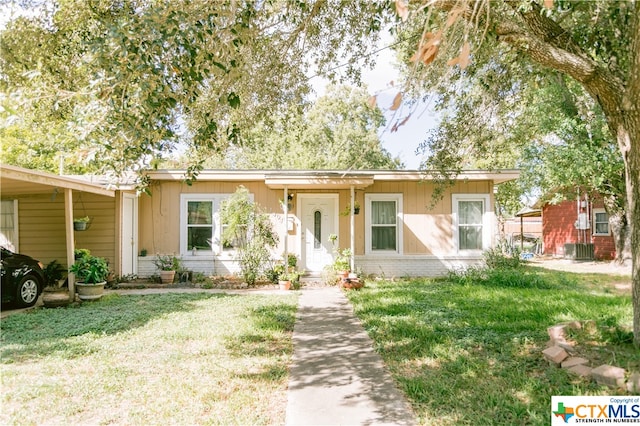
[346,267,637,426]
[1,292,298,425]
[1,267,636,426]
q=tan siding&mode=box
[141,178,497,259]
[15,192,117,269]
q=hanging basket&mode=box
[73,218,91,231]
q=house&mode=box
[540,194,615,260]
[1,165,520,279]
[0,164,138,285]
[137,169,519,277]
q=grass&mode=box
[1,292,298,425]
[346,266,637,426]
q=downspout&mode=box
[350,186,355,271]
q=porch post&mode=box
[350,185,355,271]
[283,186,288,263]
[64,188,75,301]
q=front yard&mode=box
[1,293,298,425]
[346,267,636,425]
[1,265,635,425]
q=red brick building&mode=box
[541,196,615,260]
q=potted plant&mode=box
[42,259,70,308]
[153,253,181,284]
[278,267,304,290]
[73,216,91,231]
[69,253,109,301]
[333,248,352,278]
[340,201,360,216]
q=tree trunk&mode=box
[608,211,631,264]
[490,0,640,345]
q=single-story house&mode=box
[1,165,520,279]
[540,194,615,260]
[137,169,520,277]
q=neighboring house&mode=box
[540,194,615,260]
[0,164,137,277]
[137,169,519,277]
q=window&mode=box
[313,210,322,249]
[0,200,18,251]
[593,209,610,235]
[452,194,491,252]
[365,194,403,254]
[187,201,213,251]
[180,194,241,255]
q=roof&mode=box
[515,206,542,218]
[0,164,116,198]
[144,169,520,189]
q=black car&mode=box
[1,247,45,307]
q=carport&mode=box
[1,164,115,301]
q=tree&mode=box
[393,0,640,345]
[414,55,627,259]
[232,85,402,169]
[0,1,389,178]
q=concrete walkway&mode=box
[286,287,415,426]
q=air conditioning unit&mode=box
[564,243,594,260]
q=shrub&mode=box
[483,245,522,270]
[220,186,278,286]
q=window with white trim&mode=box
[0,200,18,251]
[365,194,403,254]
[180,194,238,255]
[452,194,491,252]
[593,208,610,235]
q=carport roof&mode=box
[0,164,115,198]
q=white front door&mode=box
[299,195,338,273]
[121,194,138,276]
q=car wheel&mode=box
[16,274,40,307]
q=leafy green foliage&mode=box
[220,186,278,286]
[69,254,110,284]
[0,1,396,178]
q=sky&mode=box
[310,36,441,170]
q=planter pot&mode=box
[42,288,71,308]
[341,279,364,290]
[73,221,89,231]
[159,270,176,284]
[278,280,291,290]
[76,282,105,301]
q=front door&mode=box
[121,194,138,276]
[299,195,338,273]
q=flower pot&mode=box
[341,279,364,290]
[278,280,291,290]
[42,288,71,308]
[73,221,88,231]
[337,270,349,279]
[159,270,176,284]
[76,282,105,301]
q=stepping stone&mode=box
[561,357,589,369]
[592,365,626,388]
[567,364,592,378]
[627,372,640,393]
[542,346,568,365]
